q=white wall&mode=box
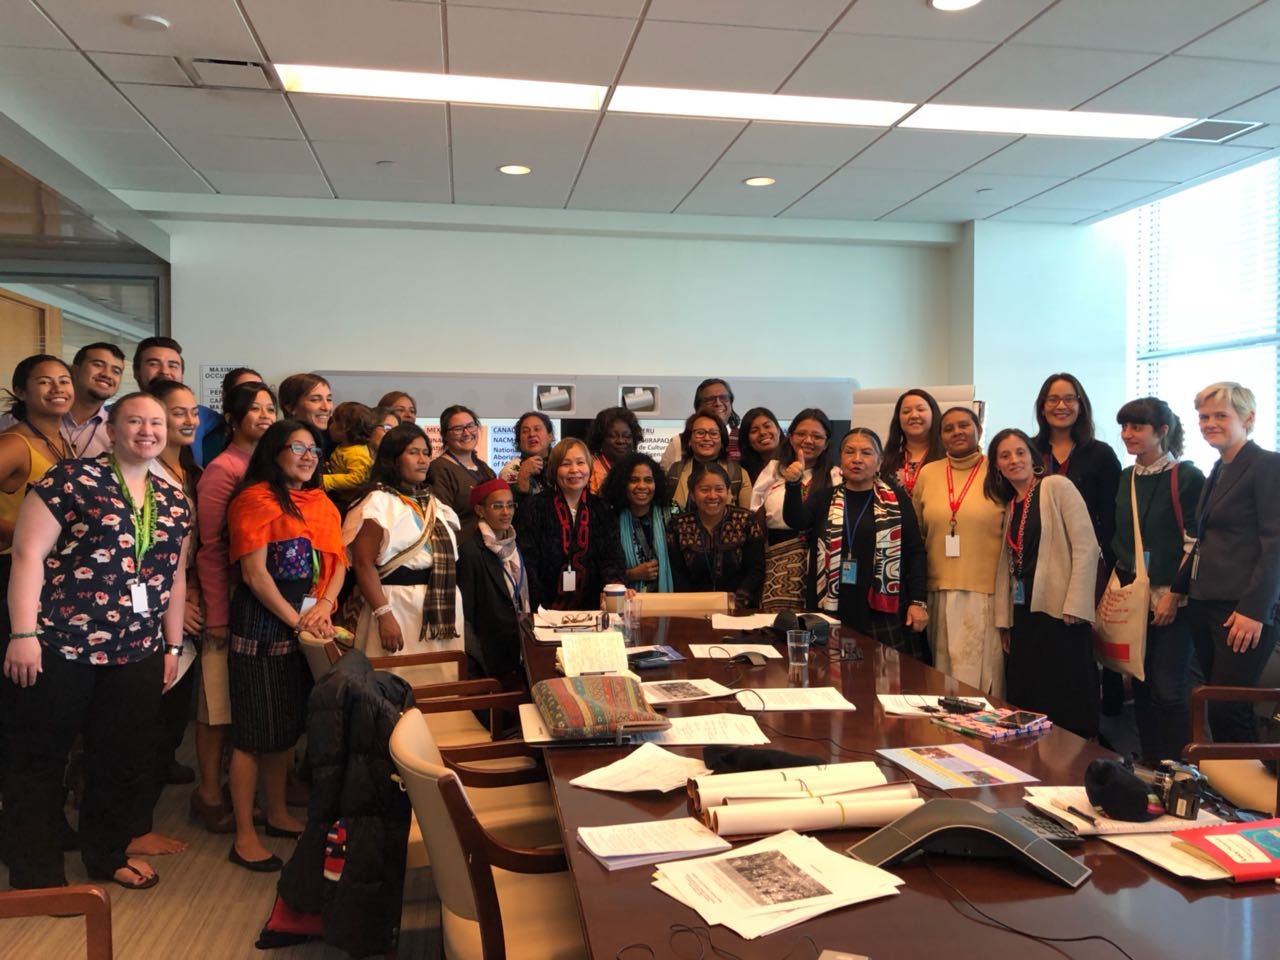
[964,220,1128,455]
[168,218,953,390]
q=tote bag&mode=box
[1094,473,1149,680]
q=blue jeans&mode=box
[1132,611,1194,763]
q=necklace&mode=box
[22,418,74,462]
[157,455,185,485]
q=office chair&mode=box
[0,884,112,959]
[1182,685,1280,816]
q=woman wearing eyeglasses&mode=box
[586,405,641,495]
[224,420,344,871]
[658,378,741,471]
[751,409,839,612]
[665,413,752,514]
[427,404,497,541]
[343,423,463,659]
[516,438,625,610]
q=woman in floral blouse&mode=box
[4,392,190,891]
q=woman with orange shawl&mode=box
[224,419,345,872]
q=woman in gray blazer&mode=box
[1175,382,1280,743]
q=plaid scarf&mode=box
[816,479,903,615]
[414,493,458,641]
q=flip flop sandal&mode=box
[114,864,160,890]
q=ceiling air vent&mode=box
[189,59,275,90]
[1164,119,1264,144]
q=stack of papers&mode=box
[652,830,904,939]
[556,631,632,677]
[569,742,711,793]
[520,704,769,746]
[641,677,734,704]
[577,817,731,870]
[733,687,856,712]
[877,694,994,716]
[688,642,781,660]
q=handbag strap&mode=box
[1170,463,1184,535]
[1130,471,1147,578]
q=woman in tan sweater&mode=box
[912,407,1006,694]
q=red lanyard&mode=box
[945,456,983,531]
[1005,478,1038,571]
[901,459,920,494]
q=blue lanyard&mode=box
[842,489,874,557]
[503,548,527,611]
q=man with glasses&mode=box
[659,378,742,472]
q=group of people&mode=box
[1,340,1277,893]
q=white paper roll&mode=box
[692,763,887,811]
[708,790,923,837]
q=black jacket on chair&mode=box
[278,649,416,958]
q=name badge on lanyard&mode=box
[841,559,858,584]
[561,567,577,593]
[130,581,150,614]
[1012,579,1026,605]
[945,534,961,557]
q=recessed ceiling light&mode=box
[128,13,171,31]
[900,103,1195,139]
[929,0,983,11]
[610,85,913,127]
[275,64,606,112]
[498,164,532,176]
[743,177,776,187]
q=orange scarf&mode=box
[227,483,345,597]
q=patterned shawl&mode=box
[816,478,903,615]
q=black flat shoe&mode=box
[228,844,283,873]
[264,822,303,839]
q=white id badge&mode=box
[945,534,961,558]
[299,596,317,615]
[561,568,577,593]
[841,559,858,584]
[130,581,150,614]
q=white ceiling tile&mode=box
[98,166,213,193]
[722,123,880,167]
[989,206,1096,224]
[781,167,950,220]
[55,128,189,168]
[1022,177,1175,209]
[676,161,836,216]
[850,130,1015,172]
[1089,140,1267,181]
[310,139,447,182]
[1220,127,1280,149]
[934,44,1160,110]
[0,47,150,132]
[881,200,1007,224]
[968,136,1145,178]
[121,85,302,139]
[445,0,641,16]
[647,0,847,30]
[1181,2,1280,63]
[290,95,447,145]
[243,0,444,72]
[164,134,321,174]
[451,105,597,207]
[916,171,1067,207]
[446,6,633,84]
[38,0,261,60]
[1084,56,1280,117]
[833,0,1055,43]
[1015,0,1259,55]
[783,33,993,102]
[204,170,333,198]
[88,52,191,86]
[1218,87,1280,124]
[568,114,744,212]
[326,176,452,203]
[1,0,75,48]
[622,20,819,92]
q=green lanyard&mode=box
[110,455,157,573]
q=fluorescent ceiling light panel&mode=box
[275,64,606,111]
[901,103,1195,139]
[610,85,914,127]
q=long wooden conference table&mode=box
[521,616,1278,960]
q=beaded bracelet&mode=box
[8,630,39,640]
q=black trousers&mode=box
[1186,597,1278,744]
[3,647,161,887]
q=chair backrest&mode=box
[633,591,731,617]
[390,709,490,928]
[297,630,335,683]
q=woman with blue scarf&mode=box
[602,452,673,593]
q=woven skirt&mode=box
[227,580,311,753]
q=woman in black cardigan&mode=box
[784,428,928,659]
[515,438,624,610]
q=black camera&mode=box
[1136,760,1206,820]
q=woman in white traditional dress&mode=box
[342,423,463,677]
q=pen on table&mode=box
[1052,798,1098,826]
